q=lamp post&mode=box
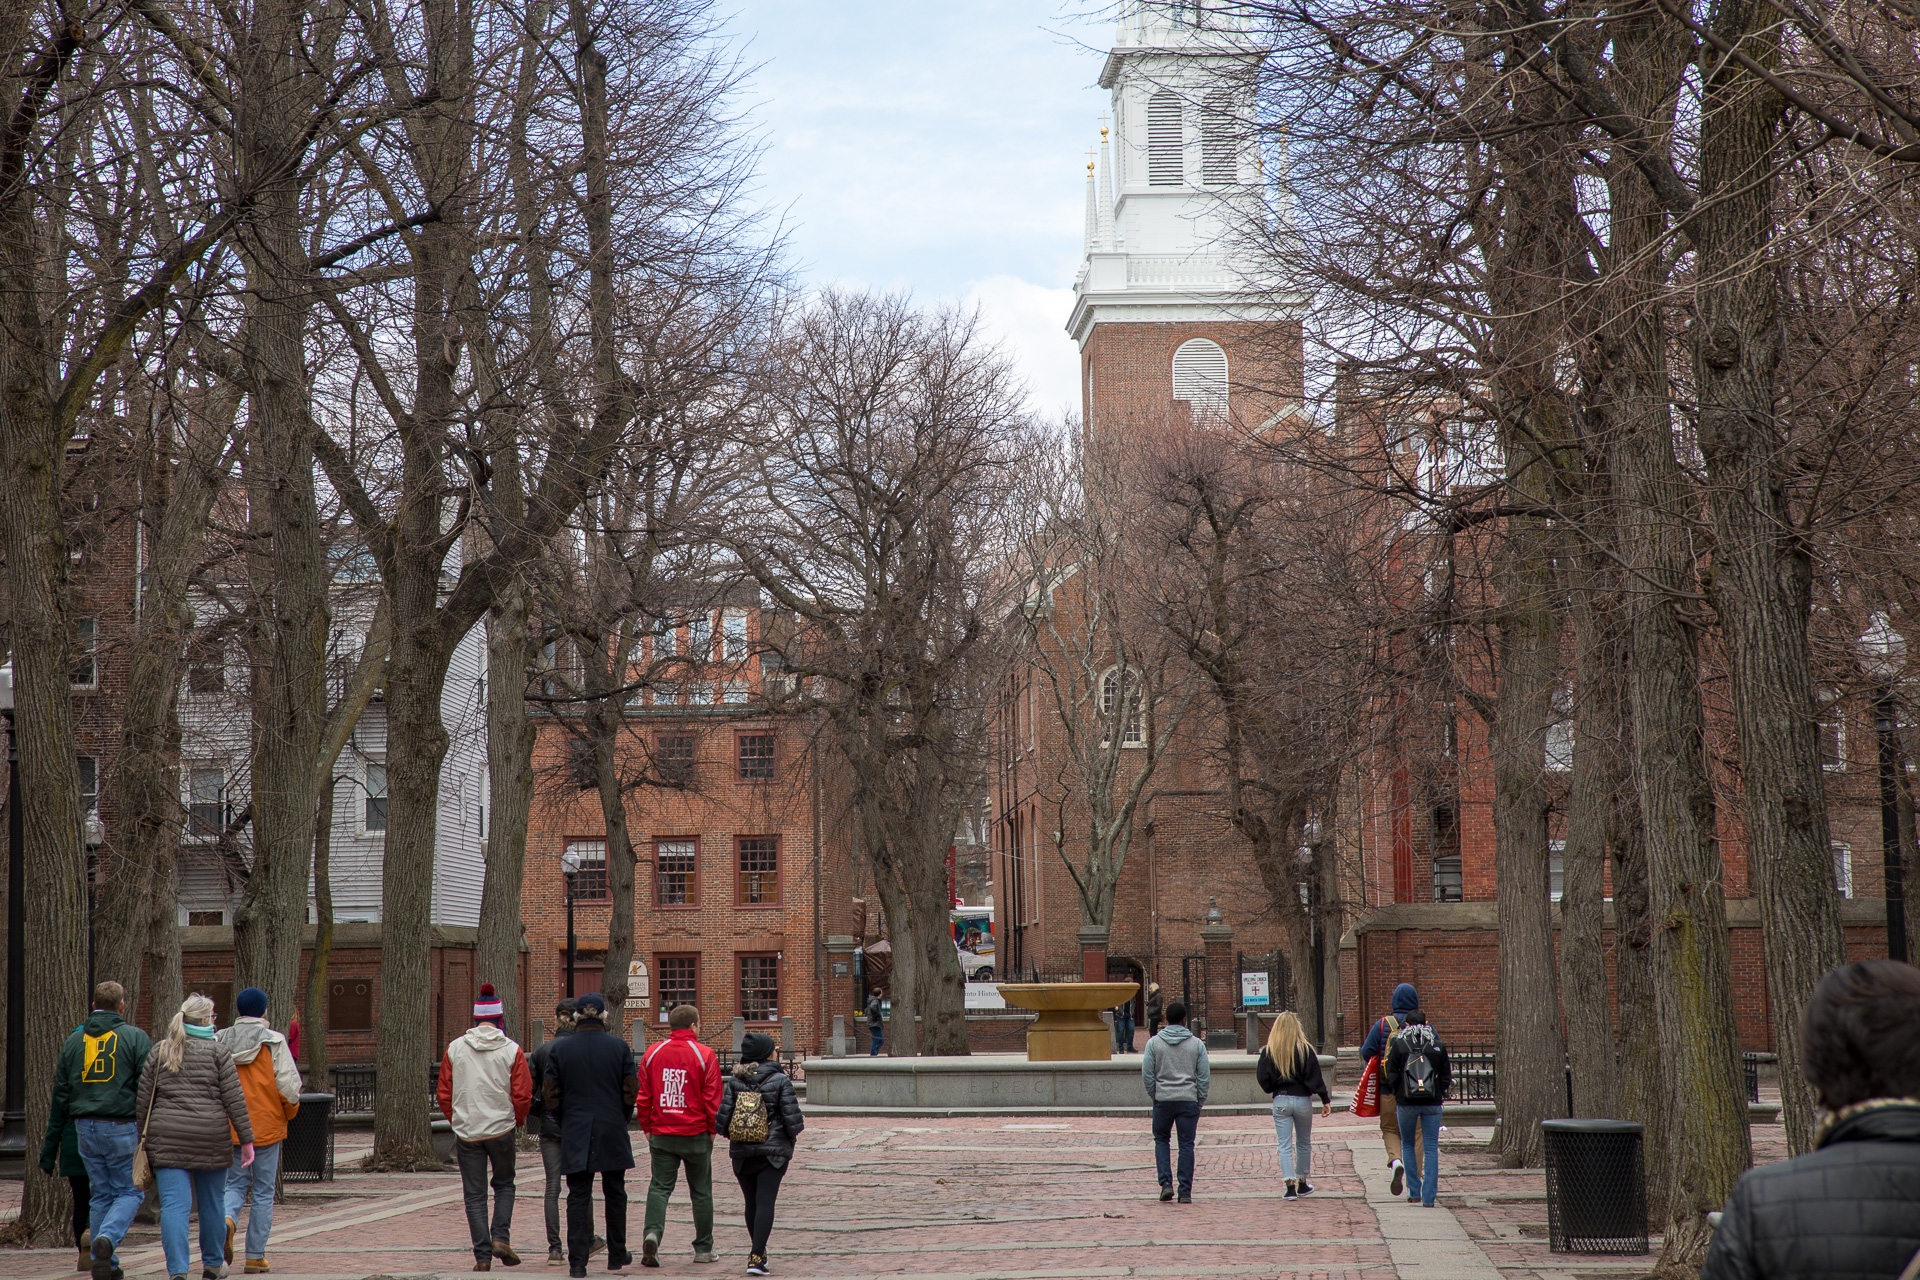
[1,663,24,1159]
[559,845,581,998]
[1860,615,1909,964]
[1301,816,1327,1046]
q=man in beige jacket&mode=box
[438,984,534,1271]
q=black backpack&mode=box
[1400,1036,1442,1104]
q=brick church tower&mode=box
[1068,2,1304,441]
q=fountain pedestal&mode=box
[994,982,1139,1061]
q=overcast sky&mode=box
[726,1,1108,416]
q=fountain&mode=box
[993,982,1138,1061]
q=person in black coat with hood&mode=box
[713,1034,804,1277]
[541,994,638,1278]
[1702,959,1920,1280]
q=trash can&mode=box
[1541,1119,1647,1254]
[281,1093,335,1182]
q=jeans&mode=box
[156,1165,228,1278]
[567,1171,626,1269]
[1396,1102,1444,1205]
[224,1141,282,1260]
[455,1133,517,1261]
[1113,1010,1135,1053]
[1150,1100,1200,1194]
[867,1023,883,1056]
[76,1118,144,1264]
[540,1135,565,1251]
[642,1135,712,1252]
[1271,1095,1314,1181]
[731,1156,786,1257]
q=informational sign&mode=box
[625,959,650,1010]
[964,985,1008,1011]
[1241,971,1271,1008]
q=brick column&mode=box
[1077,923,1110,984]
[825,935,859,1053]
[1201,917,1235,1048]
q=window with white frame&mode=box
[364,759,389,832]
[688,612,713,661]
[722,610,748,663]
[71,618,98,689]
[1833,842,1853,899]
[653,619,676,660]
[722,682,748,704]
[1819,697,1846,771]
[1147,91,1183,186]
[1100,666,1144,746]
[187,766,225,837]
[1549,839,1566,902]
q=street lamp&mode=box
[0,663,24,1160]
[559,845,581,997]
[1860,614,1909,964]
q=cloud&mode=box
[961,276,1081,418]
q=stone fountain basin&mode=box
[995,982,1139,1061]
[994,982,1139,1011]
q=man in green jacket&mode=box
[49,981,153,1280]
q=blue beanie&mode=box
[576,992,607,1017]
[236,987,268,1018]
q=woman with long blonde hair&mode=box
[1255,1010,1331,1198]
[137,995,255,1280]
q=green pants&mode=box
[643,1134,713,1253]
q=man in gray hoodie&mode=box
[1141,1001,1209,1203]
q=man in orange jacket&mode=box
[217,988,302,1273]
[635,1005,722,1267]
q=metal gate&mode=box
[1180,954,1208,1032]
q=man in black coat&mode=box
[529,1000,603,1266]
[542,994,639,1278]
[1702,959,1920,1280]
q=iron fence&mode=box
[1422,1047,1762,1106]
[329,1065,377,1115]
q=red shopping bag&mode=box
[1349,1054,1382,1117]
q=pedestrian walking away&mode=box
[40,1016,94,1272]
[544,992,640,1277]
[864,987,885,1057]
[439,983,534,1271]
[1381,1008,1451,1208]
[715,1032,805,1277]
[216,988,302,1273]
[1141,1000,1209,1203]
[1359,982,1421,1196]
[1702,959,1920,1280]
[636,1003,722,1268]
[530,1000,604,1267]
[1112,996,1136,1055]
[138,994,256,1280]
[1256,1010,1331,1200]
[52,981,153,1280]
[1144,983,1163,1039]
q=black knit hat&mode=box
[740,1032,775,1064]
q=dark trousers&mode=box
[1113,1009,1135,1052]
[540,1135,564,1251]
[455,1133,516,1261]
[731,1156,786,1257]
[867,1023,883,1055]
[68,1174,91,1249]
[567,1170,626,1269]
[1151,1100,1201,1194]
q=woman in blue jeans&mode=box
[1382,1010,1452,1206]
[137,995,256,1280]
[1254,1012,1331,1199]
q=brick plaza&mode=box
[0,1110,1788,1280]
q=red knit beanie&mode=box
[474,983,504,1026]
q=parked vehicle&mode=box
[951,908,996,983]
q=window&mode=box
[1549,839,1566,902]
[1432,856,1463,902]
[1200,90,1237,185]
[737,836,780,906]
[75,756,97,815]
[71,617,97,688]
[186,910,224,927]
[329,978,374,1031]
[186,630,226,694]
[690,682,714,706]
[569,737,598,789]
[653,621,676,660]
[723,683,749,704]
[1100,667,1144,746]
[1546,690,1575,773]
[1820,702,1846,771]
[1171,339,1228,420]
[187,767,225,837]
[738,733,776,781]
[566,838,609,902]
[364,760,388,832]
[722,611,748,663]
[657,733,695,784]
[738,954,780,1022]
[1833,842,1853,899]
[653,683,680,707]
[657,955,698,1023]
[657,838,698,906]
[689,612,713,661]
[1147,90,1183,186]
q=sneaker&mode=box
[92,1239,117,1280]
[1158,1186,1174,1202]
[693,1254,716,1265]
[493,1242,521,1267]
[1283,1182,1298,1200]
[1389,1159,1405,1197]
[746,1257,768,1277]
[548,1248,566,1267]
[1298,1181,1314,1196]
[1176,1192,1192,1204]
[640,1237,659,1269]
[244,1263,271,1275]
[589,1239,607,1259]
[204,1268,227,1280]
[225,1219,236,1266]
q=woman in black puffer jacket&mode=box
[1702,960,1920,1280]
[714,1034,804,1276]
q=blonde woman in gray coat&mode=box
[138,995,255,1280]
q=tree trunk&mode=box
[1607,778,1666,1222]
[1690,0,1842,1157]
[304,775,335,1084]
[591,689,637,1041]
[478,590,534,1044]
[865,851,916,1056]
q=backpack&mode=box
[726,1084,772,1144]
[1399,1036,1442,1104]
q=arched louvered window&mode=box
[1172,338,1229,418]
[1201,90,1237,185]
[1147,91,1183,187]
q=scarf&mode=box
[1812,1095,1920,1147]
[184,1021,216,1040]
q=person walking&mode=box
[1112,997,1136,1055]
[39,1089,91,1271]
[635,1004,721,1268]
[714,1033,805,1277]
[439,984,534,1271]
[138,994,256,1280]
[864,987,885,1057]
[543,993,639,1278]
[1382,1008,1451,1208]
[1256,1011,1331,1200]
[53,981,152,1280]
[1702,959,1920,1280]
[216,988,301,1274]
[1144,983,1163,1039]
[1359,982,1421,1196]
[1141,1000,1209,1204]
[529,1000,603,1266]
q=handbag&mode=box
[1348,1053,1381,1118]
[131,1070,160,1191]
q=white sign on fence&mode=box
[964,985,1008,1011]
[1241,971,1271,1007]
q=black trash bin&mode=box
[1542,1119,1647,1254]
[281,1092,335,1183]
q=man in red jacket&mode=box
[635,1005,721,1267]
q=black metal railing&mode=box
[329,1065,377,1114]
[1404,1046,1762,1106]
